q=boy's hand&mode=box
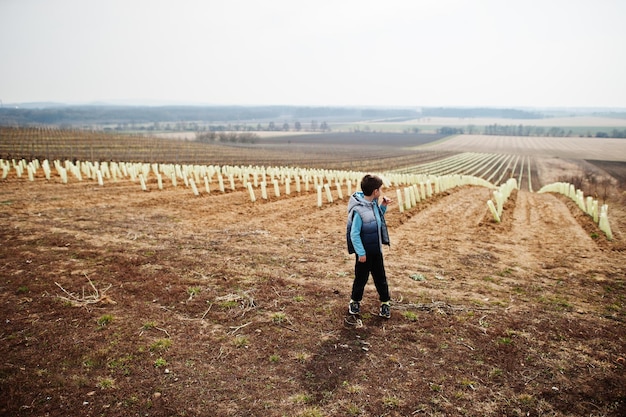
[381,196,392,207]
[358,255,367,263]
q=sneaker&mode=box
[348,300,360,315]
[379,303,391,319]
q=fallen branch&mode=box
[55,274,115,308]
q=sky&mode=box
[1,0,626,109]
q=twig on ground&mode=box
[521,370,541,385]
[457,339,476,350]
[395,301,475,314]
[215,291,256,317]
[54,274,115,308]
[344,316,363,328]
[277,323,298,332]
[193,271,211,279]
[201,304,212,320]
[155,327,170,338]
[228,322,252,335]
[271,286,281,297]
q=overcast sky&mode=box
[1,0,625,108]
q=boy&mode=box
[346,174,392,319]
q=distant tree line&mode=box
[437,127,464,135]
[196,131,259,144]
[291,107,418,119]
[0,105,284,126]
[1,105,553,128]
[594,129,626,138]
[482,124,626,138]
[423,107,544,119]
[0,105,417,127]
[483,125,570,136]
[436,124,626,138]
[196,120,329,133]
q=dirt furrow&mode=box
[506,191,602,272]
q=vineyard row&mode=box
[539,182,613,240]
[1,157,611,238]
[2,157,493,209]
[390,152,537,191]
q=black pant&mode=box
[351,251,390,303]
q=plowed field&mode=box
[1,156,625,417]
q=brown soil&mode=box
[1,171,625,416]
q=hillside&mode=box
[0,156,624,416]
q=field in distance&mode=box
[419,134,626,162]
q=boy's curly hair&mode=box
[361,174,383,196]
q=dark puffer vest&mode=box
[346,192,390,255]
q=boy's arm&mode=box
[350,212,366,256]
